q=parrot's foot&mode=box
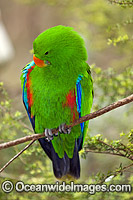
[45,124,71,141]
[59,123,71,134]
[45,128,58,141]
[45,128,53,142]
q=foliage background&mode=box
[0,0,132,199]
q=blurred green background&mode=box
[0,0,132,199]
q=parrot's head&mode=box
[33,25,88,68]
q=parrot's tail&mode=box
[38,139,80,179]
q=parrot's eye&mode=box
[45,51,49,55]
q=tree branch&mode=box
[0,140,35,173]
[0,94,133,150]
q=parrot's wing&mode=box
[20,61,36,130]
[76,64,93,151]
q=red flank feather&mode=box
[26,66,35,107]
[63,89,78,122]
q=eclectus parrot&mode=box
[20,25,93,179]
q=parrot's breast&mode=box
[29,66,79,132]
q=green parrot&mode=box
[20,25,93,179]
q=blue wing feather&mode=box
[22,61,35,130]
[76,75,85,151]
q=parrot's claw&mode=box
[45,128,53,141]
[54,132,59,136]
[59,123,71,134]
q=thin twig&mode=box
[0,140,35,173]
[119,142,133,154]
[0,94,133,150]
[85,149,133,160]
[18,121,33,132]
[108,0,133,6]
[99,163,133,184]
[115,163,133,174]
[98,139,125,157]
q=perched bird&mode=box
[20,25,93,179]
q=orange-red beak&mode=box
[33,54,47,68]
